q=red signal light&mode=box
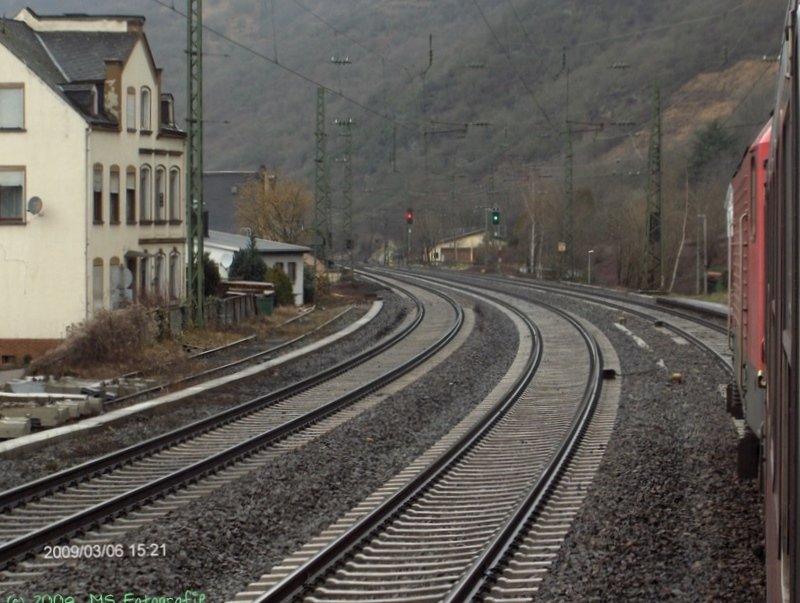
[406,208,414,224]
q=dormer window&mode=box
[160,94,174,128]
[140,86,151,131]
[62,84,98,117]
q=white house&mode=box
[427,229,507,265]
[205,230,310,307]
[0,9,185,362]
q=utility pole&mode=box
[335,118,354,275]
[645,86,663,291]
[185,0,204,326]
[314,87,332,273]
[564,121,574,279]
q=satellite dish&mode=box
[27,196,43,215]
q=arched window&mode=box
[169,167,181,221]
[92,163,103,224]
[92,257,104,311]
[139,165,151,222]
[140,87,151,131]
[126,167,136,224]
[109,166,120,224]
[155,166,166,221]
[126,87,136,130]
[154,252,166,299]
[169,250,181,300]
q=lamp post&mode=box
[587,249,595,285]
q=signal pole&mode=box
[185,0,204,326]
[646,86,663,291]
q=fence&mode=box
[154,294,259,337]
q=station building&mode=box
[0,9,186,362]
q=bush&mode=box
[203,252,222,297]
[229,235,266,282]
[30,304,158,374]
[265,266,294,306]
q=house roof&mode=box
[435,228,497,246]
[0,11,168,129]
[206,230,310,255]
[37,31,139,81]
[0,19,66,88]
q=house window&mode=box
[140,87,151,131]
[0,168,24,222]
[139,165,151,222]
[93,164,103,224]
[126,87,136,130]
[92,258,104,311]
[126,167,136,223]
[161,95,174,127]
[169,168,180,221]
[0,85,23,129]
[154,253,164,298]
[288,261,297,283]
[109,167,120,224]
[169,251,180,300]
[155,166,166,221]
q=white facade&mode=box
[0,10,185,361]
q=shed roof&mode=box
[206,230,310,255]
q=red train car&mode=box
[762,2,800,600]
[728,120,770,479]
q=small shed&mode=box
[204,230,310,306]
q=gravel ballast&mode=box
[524,288,764,602]
[5,295,520,600]
[0,279,765,602]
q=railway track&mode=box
[418,270,731,372]
[229,271,615,602]
[102,304,360,410]
[0,276,464,592]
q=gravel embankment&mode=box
[0,285,405,490]
[6,296,520,600]
[1,281,764,603]
[529,291,764,603]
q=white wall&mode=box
[87,39,186,310]
[0,44,88,340]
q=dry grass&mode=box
[28,282,375,380]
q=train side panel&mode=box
[764,2,799,599]
[729,122,770,450]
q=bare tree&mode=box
[235,167,312,243]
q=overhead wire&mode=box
[470,0,557,135]
[288,0,417,83]
[148,0,421,133]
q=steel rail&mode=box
[104,306,355,410]
[252,275,543,603]
[444,299,603,601]
[0,278,463,570]
[421,270,732,374]
[0,296,414,515]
